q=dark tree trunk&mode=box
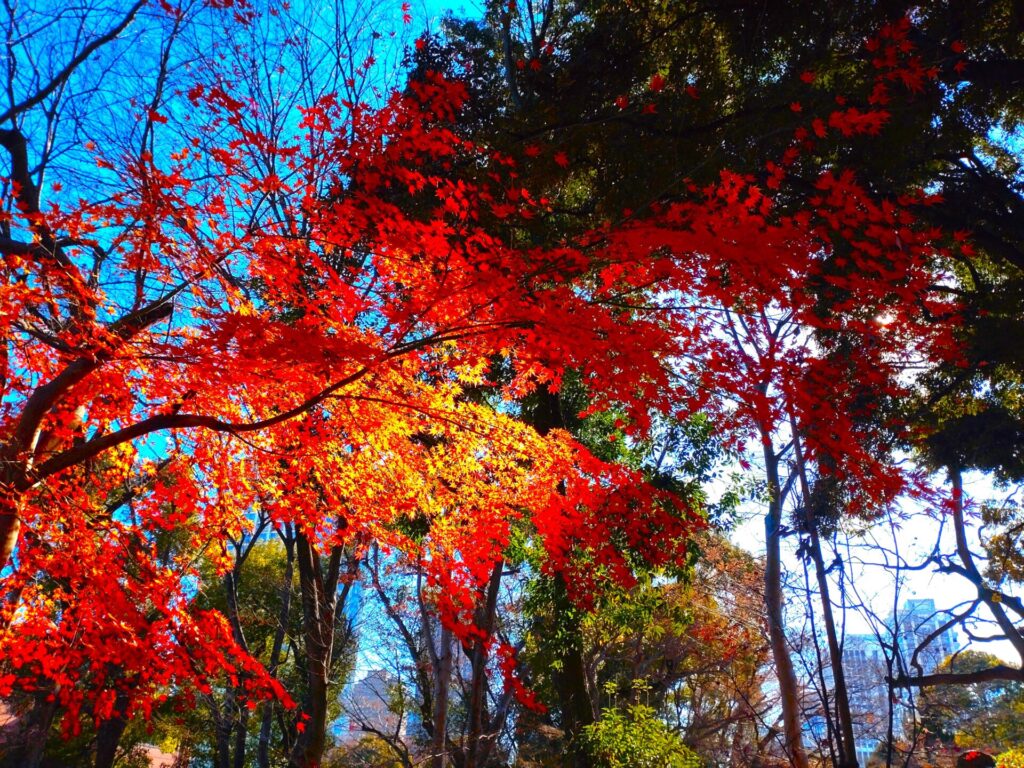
[464,560,504,768]
[761,442,809,768]
[525,388,594,767]
[550,575,594,768]
[791,422,859,767]
[214,694,233,768]
[430,624,453,768]
[289,529,356,768]
[232,706,249,768]
[807,525,858,767]
[1,692,58,768]
[94,689,131,768]
[0,472,23,574]
[258,525,296,768]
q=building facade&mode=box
[843,598,959,765]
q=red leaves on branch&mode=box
[0,8,966,726]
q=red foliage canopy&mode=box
[0,9,962,728]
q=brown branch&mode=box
[8,298,174,464]
[25,359,375,487]
[890,664,1024,688]
[0,0,147,125]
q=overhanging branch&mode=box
[890,664,1024,688]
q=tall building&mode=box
[845,633,891,766]
[896,599,958,676]
[339,669,408,745]
[842,598,959,765]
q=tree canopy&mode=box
[1,1,1022,767]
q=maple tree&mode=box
[1,0,1015,766]
[0,1,704,763]
[412,3,1020,764]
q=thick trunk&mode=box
[1,692,59,768]
[549,575,594,768]
[290,531,353,768]
[523,389,593,763]
[0,508,19,569]
[94,690,131,768]
[289,532,336,768]
[4,693,59,768]
[291,665,330,768]
[762,445,809,768]
[0,474,22,570]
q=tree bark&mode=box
[289,531,337,767]
[806,525,858,767]
[525,388,594,767]
[550,575,595,768]
[429,624,454,768]
[0,480,21,577]
[761,443,809,768]
[1,691,59,768]
[289,530,356,768]
[465,560,504,768]
[258,526,296,768]
[214,696,233,768]
[791,421,858,767]
[232,707,249,768]
[94,689,131,768]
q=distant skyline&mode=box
[729,468,1016,663]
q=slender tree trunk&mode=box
[949,468,1024,657]
[498,8,523,111]
[549,574,594,768]
[258,526,296,768]
[219,568,249,768]
[290,531,337,768]
[790,421,858,767]
[807,525,859,766]
[465,560,503,768]
[800,556,840,768]
[290,530,356,768]
[256,693,281,768]
[232,707,249,768]
[761,443,809,768]
[214,694,233,768]
[430,624,454,768]
[525,388,594,767]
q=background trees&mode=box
[408,1,1023,766]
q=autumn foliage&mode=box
[0,2,963,748]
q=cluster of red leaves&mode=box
[564,16,961,511]
[496,641,545,713]
[0,65,703,724]
[0,12,966,725]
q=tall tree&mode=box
[4,3,1017,764]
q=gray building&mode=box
[896,598,958,677]
[845,633,891,766]
[842,598,959,765]
[339,669,408,745]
